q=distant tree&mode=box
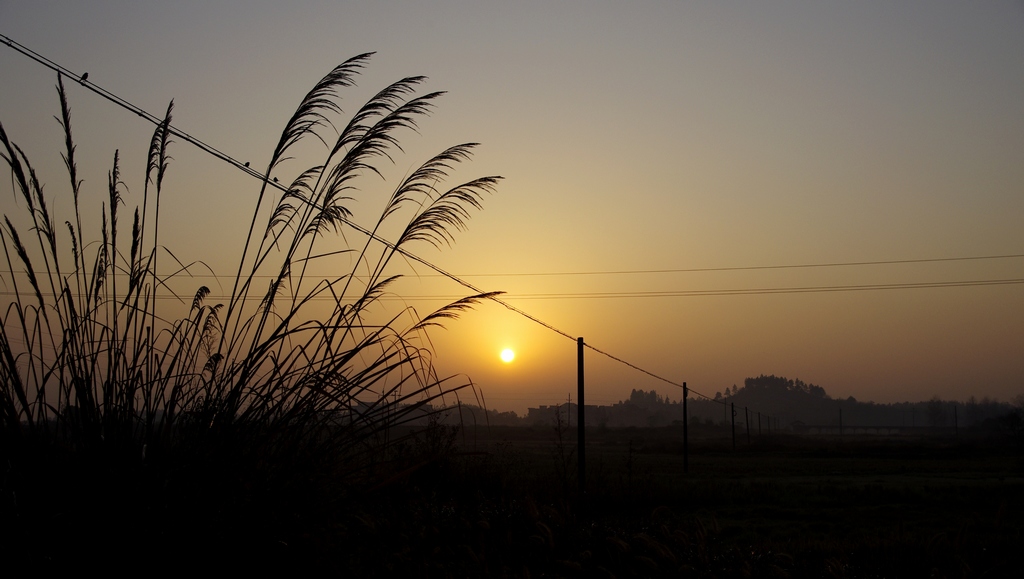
[628,389,660,407]
[807,384,828,398]
[746,375,799,395]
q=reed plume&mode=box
[0,58,501,490]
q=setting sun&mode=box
[500,348,515,363]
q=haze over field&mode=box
[2,1,1022,414]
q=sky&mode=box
[1,1,1023,414]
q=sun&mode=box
[500,348,515,363]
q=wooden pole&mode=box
[731,402,736,450]
[745,407,751,444]
[577,337,585,495]
[758,411,762,436]
[683,382,689,474]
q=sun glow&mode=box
[500,348,515,363]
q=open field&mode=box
[5,424,1022,576]
[342,426,1024,578]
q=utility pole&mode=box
[745,407,751,444]
[577,337,585,495]
[683,382,689,474]
[731,402,736,450]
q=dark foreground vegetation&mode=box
[4,424,1023,577]
[339,426,1024,578]
[0,56,499,573]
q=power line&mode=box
[497,278,1024,299]
[5,276,1021,303]
[7,251,1021,281]
[583,342,682,388]
[428,253,1024,278]
[1,33,272,183]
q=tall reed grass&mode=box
[0,54,500,489]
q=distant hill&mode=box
[425,375,1018,434]
[705,374,1014,429]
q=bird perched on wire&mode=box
[244,161,250,168]
[80,72,89,83]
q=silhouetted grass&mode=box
[0,56,500,569]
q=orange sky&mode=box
[1,1,1022,414]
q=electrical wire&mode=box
[6,277,1019,302]
[6,251,1022,281]
[497,278,1024,299]
[424,253,1024,278]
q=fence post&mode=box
[731,402,736,450]
[758,411,762,436]
[683,382,689,474]
[745,407,751,444]
[839,406,843,438]
[577,337,585,495]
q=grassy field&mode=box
[4,423,1022,576]
[331,426,1024,578]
